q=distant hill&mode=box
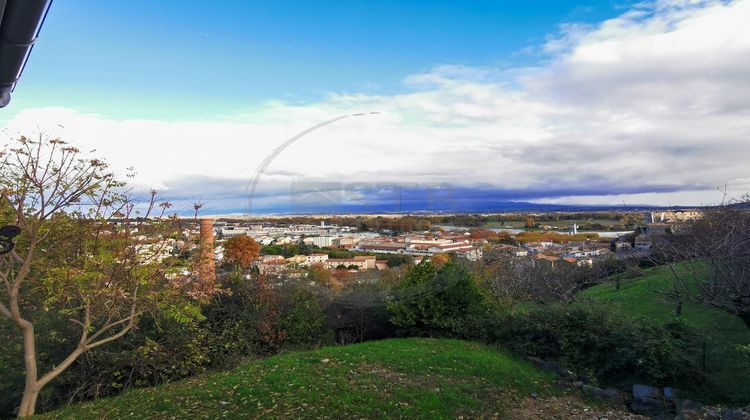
[194,200,672,217]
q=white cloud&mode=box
[3,0,749,211]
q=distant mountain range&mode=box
[199,200,686,218]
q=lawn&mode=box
[578,266,750,404]
[40,338,558,419]
[482,221,527,229]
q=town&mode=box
[2,0,748,418]
[186,210,703,283]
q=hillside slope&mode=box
[579,266,750,404]
[40,338,638,419]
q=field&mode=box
[482,220,527,229]
[578,266,750,404]
[483,218,624,230]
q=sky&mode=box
[2,0,749,214]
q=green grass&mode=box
[579,266,750,404]
[482,221,526,229]
[482,218,623,230]
[40,338,555,419]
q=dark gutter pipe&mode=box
[0,0,53,108]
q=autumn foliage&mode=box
[223,236,261,268]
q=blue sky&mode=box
[3,0,750,214]
[10,0,632,119]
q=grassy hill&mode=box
[578,266,750,404]
[36,265,749,418]
[39,338,637,419]
[41,339,550,419]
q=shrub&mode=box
[281,289,333,348]
[325,283,395,344]
[0,312,209,418]
[387,261,486,337]
[490,305,704,388]
[201,272,285,362]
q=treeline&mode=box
[237,216,432,232]
[514,231,601,243]
[237,212,643,232]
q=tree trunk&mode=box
[18,322,39,417]
[18,388,39,418]
[672,286,683,317]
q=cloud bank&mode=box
[3,0,749,213]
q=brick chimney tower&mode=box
[198,218,216,283]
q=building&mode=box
[356,238,482,260]
[614,240,632,252]
[324,255,376,271]
[511,248,528,257]
[534,254,560,268]
[286,255,308,266]
[358,242,408,254]
[634,234,652,251]
[221,227,250,238]
[307,253,329,264]
[308,236,335,247]
[644,210,702,224]
[374,260,390,270]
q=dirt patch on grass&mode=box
[502,395,646,420]
[355,363,441,389]
[353,363,643,419]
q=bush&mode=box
[281,289,333,348]
[490,305,705,389]
[1,271,352,418]
[325,283,395,344]
[387,261,486,337]
[0,312,209,418]
[201,272,285,363]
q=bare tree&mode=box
[0,135,200,416]
[475,250,531,303]
[657,198,750,329]
[479,249,605,305]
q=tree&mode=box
[308,264,332,287]
[325,283,393,344]
[430,253,451,270]
[658,199,750,329]
[280,288,332,348]
[523,261,594,305]
[296,239,312,256]
[0,135,202,416]
[204,270,285,358]
[223,235,261,269]
[479,250,609,306]
[387,261,486,336]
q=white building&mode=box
[309,236,335,247]
[307,253,329,264]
